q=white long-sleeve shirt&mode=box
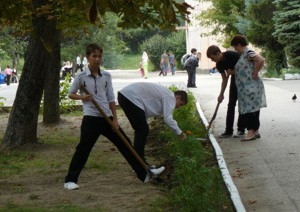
[119,82,182,135]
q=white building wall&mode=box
[185,0,226,70]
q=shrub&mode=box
[140,31,186,71]
[140,35,170,70]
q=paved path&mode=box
[195,74,300,212]
[1,70,300,211]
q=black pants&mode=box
[225,76,245,133]
[65,116,147,183]
[118,92,149,163]
[6,75,11,85]
[75,64,83,73]
[240,110,260,131]
[186,68,196,87]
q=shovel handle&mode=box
[80,85,149,171]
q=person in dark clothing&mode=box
[185,48,201,88]
[206,45,245,138]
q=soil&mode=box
[0,110,168,211]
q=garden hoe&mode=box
[80,85,153,175]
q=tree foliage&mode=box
[0,27,28,68]
[61,13,126,69]
[199,0,289,72]
[240,0,288,71]
[273,0,300,67]
[199,0,245,45]
[1,0,192,147]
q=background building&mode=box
[184,0,226,71]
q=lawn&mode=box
[0,91,234,211]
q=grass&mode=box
[151,90,234,211]
[119,54,155,71]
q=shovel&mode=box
[80,85,150,172]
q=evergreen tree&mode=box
[273,0,300,68]
[236,0,288,72]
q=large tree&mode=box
[198,0,245,45]
[273,0,300,68]
[240,0,288,73]
[1,0,191,148]
[199,0,288,73]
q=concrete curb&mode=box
[195,101,246,212]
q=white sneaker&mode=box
[64,182,80,190]
[150,166,165,177]
[144,173,151,183]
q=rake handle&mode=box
[207,102,220,131]
[80,85,149,171]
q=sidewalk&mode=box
[194,74,300,211]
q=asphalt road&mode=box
[1,70,300,211]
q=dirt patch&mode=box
[0,111,167,211]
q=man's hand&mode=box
[226,69,235,75]
[179,133,187,141]
[111,118,120,131]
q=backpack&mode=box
[181,53,191,67]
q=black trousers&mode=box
[75,64,83,72]
[186,68,196,87]
[225,76,245,133]
[118,92,149,163]
[6,75,11,85]
[240,110,260,131]
[65,116,147,183]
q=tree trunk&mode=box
[2,0,58,147]
[43,29,61,124]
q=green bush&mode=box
[140,35,169,70]
[166,31,186,70]
[118,54,155,70]
[59,74,76,113]
[139,31,186,71]
[281,67,300,74]
[40,74,76,114]
[0,97,6,107]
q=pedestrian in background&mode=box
[230,35,267,141]
[161,50,169,76]
[75,55,83,72]
[5,65,12,86]
[141,51,149,79]
[12,65,18,83]
[185,48,200,88]
[169,51,176,75]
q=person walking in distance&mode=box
[75,55,83,73]
[206,45,245,138]
[161,50,169,76]
[4,65,12,86]
[169,50,176,75]
[141,51,149,79]
[185,48,201,88]
[64,43,165,190]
